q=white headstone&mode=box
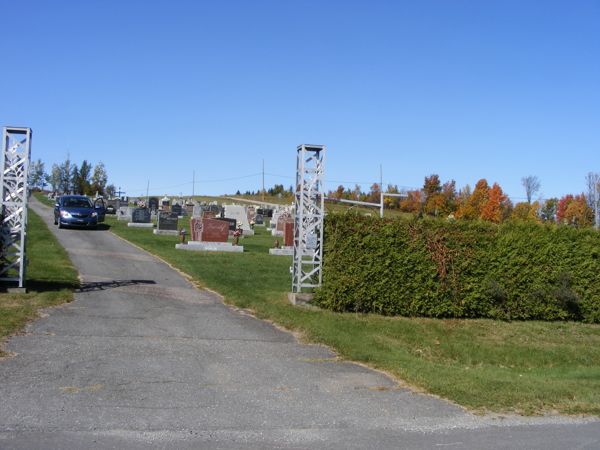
[224,205,251,231]
[117,206,133,221]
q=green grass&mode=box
[107,215,600,416]
[0,208,79,356]
[33,191,55,207]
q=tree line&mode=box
[29,157,115,197]
[327,173,600,228]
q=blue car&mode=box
[53,195,106,229]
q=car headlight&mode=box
[60,211,72,218]
[91,211,98,217]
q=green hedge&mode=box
[314,214,600,323]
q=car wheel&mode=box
[58,222,63,229]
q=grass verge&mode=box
[107,214,600,415]
[0,208,79,356]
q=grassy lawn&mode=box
[0,208,79,356]
[106,214,600,416]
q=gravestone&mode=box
[154,211,179,235]
[177,217,242,252]
[247,206,256,224]
[217,218,237,231]
[171,204,183,216]
[118,206,133,221]
[148,197,159,211]
[255,214,264,225]
[161,196,170,211]
[106,199,120,214]
[284,221,294,247]
[224,205,254,235]
[194,218,229,242]
[128,207,154,228]
[132,208,151,223]
[192,205,203,217]
[185,205,194,217]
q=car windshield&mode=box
[63,198,93,208]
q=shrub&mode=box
[314,213,600,323]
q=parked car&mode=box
[54,195,106,229]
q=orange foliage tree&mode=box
[480,182,509,223]
[456,179,489,220]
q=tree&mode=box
[58,157,73,194]
[91,162,108,196]
[367,183,380,204]
[512,201,540,223]
[29,159,47,190]
[383,184,401,209]
[540,198,558,223]
[480,183,509,223]
[70,164,80,194]
[399,190,422,213]
[521,175,541,204]
[557,194,594,227]
[49,164,61,193]
[456,179,489,220]
[78,160,93,195]
[423,174,442,198]
[105,184,116,198]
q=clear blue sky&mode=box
[2,0,599,200]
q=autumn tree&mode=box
[383,184,401,209]
[557,194,593,226]
[512,201,540,223]
[456,179,489,220]
[367,183,381,204]
[480,183,509,223]
[399,190,422,214]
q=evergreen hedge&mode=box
[314,213,600,322]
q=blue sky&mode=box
[2,0,599,200]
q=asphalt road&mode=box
[0,198,598,449]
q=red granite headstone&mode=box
[284,220,294,247]
[203,211,216,219]
[201,218,229,242]
[190,217,203,241]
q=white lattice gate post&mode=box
[0,127,32,289]
[292,144,325,296]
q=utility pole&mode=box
[379,164,384,218]
[145,180,150,204]
[262,159,265,202]
[192,171,195,199]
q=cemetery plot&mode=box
[128,208,154,228]
[224,204,254,235]
[154,211,179,235]
[117,206,133,221]
[269,218,294,255]
[176,217,243,253]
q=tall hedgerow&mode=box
[314,213,600,323]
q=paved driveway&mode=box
[0,198,598,449]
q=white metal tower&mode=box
[1,127,32,289]
[292,144,325,293]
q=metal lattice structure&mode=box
[292,144,325,293]
[1,127,32,288]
